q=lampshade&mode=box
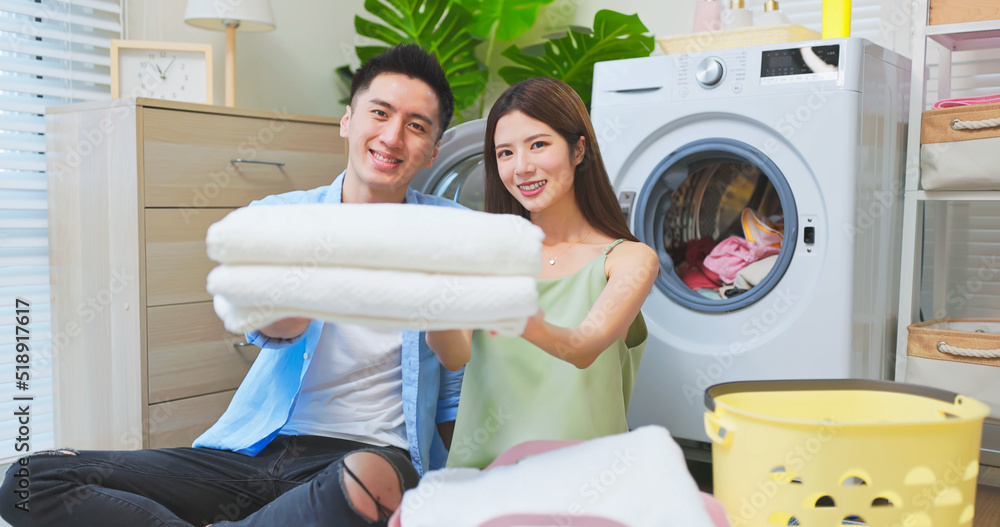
[184,0,276,32]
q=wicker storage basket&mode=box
[920,103,1000,190]
[906,319,1000,420]
[657,25,820,55]
[930,0,1000,26]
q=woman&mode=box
[427,77,659,469]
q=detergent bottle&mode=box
[757,0,791,26]
[693,0,725,32]
[722,0,753,29]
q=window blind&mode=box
[0,0,121,465]
[921,203,1000,320]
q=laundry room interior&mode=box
[3,0,1000,526]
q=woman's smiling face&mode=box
[493,111,584,213]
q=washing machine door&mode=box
[634,138,797,311]
[410,119,486,211]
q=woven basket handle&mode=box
[937,341,1000,359]
[951,117,1000,130]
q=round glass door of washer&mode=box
[430,154,486,211]
[634,138,797,312]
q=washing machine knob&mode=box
[696,57,725,88]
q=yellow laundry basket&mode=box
[704,380,990,526]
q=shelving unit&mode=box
[895,3,1000,467]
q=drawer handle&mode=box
[230,158,286,167]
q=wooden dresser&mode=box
[46,98,346,450]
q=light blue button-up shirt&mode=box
[193,172,465,475]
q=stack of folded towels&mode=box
[206,203,544,335]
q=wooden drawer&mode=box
[147,390,236,449]
[146,302,259,404]
[145,208,231,306]
[142,108,345,207]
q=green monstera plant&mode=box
[499,10,655,109]
[456,0,555,117]
[351,0,488,118]
[343,2,654,122]
[348,0,556,120]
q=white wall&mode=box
[126,0,365,117]
[574,0,694,43]
[125,0,691,119]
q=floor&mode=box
[687,461,1000,526]
[976,466,1000,527]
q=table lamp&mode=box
[184,0,276,107]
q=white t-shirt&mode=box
[279,323,408,449]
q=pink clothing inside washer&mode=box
[703,236,780,284]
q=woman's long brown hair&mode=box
[483,77,638,243]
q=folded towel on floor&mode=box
[206,203,544,276]
[208,265,538,334]
[399,426,715,527]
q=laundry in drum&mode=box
[665,160,785,299]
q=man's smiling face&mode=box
[340,72,442,201]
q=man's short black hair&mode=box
[350,44,455,140]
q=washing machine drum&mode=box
[635,139,797,312]
[412,119,487,211]
[429,155,485,211]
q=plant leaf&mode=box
[455,0,555,41]
[498,10,654,108]
[353,0,487,116]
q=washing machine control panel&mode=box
[675,50,749,98]
[672,42,849,100]
[760,44,840,84]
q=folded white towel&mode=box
[399,426,715,527]
[206,203,544,276]
[208,265,538,334]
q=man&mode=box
[0,44,462,527]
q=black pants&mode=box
[0,435,418,527]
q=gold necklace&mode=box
[542,227,593,265]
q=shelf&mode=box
[926,19,1000,51]
[910,190,1000,201]
[896,1,1000,463]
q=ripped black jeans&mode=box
[0,435,418,527]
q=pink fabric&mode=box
[685,236,716,267]
[702,494,731,527]
[933,93,1000,109]
[703,236,780,284]
[677,263,722,290]
[684,236,723,286]
[391,497,731,527]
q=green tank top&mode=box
[446,239,648,468]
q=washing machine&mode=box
[591,38,911,447]
[410,119,487,210]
